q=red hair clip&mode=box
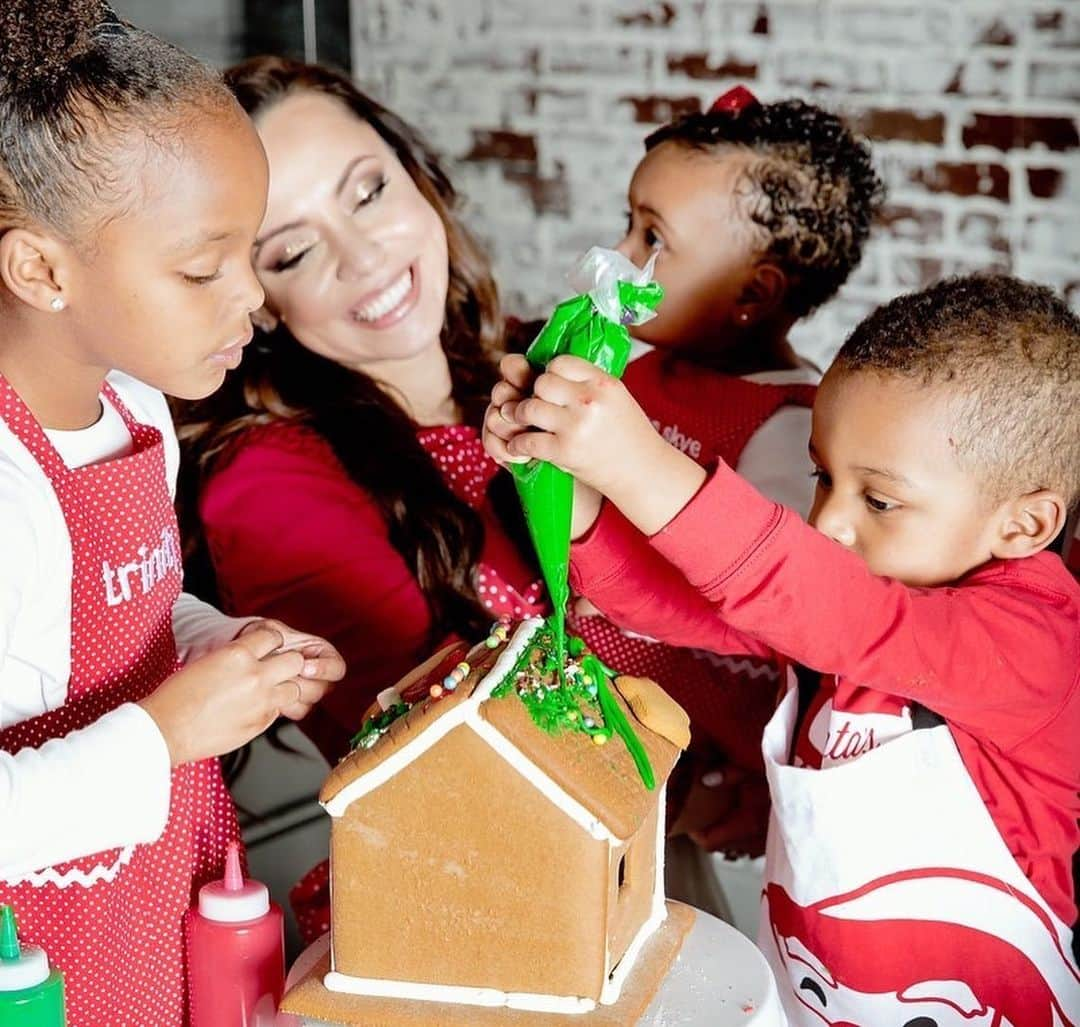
[709,85,759,115]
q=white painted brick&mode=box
[490,0,596,31]
[890,56,960,96]
[1028,57,1080,102]
[1023,211,1080,262]
[825,4,952,48]
[776,50,888,94]
[348,0,1079,362]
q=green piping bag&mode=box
[511,247,663,786]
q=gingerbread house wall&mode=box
[605,800,660,975]
[329,722,619,1001]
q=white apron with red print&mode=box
[760,669,1080,1027]
[0,376,238,1026]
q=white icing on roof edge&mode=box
[322,618,618,842]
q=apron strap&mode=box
[101,381,157,446]
[791,664,820,763]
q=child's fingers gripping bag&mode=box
[510,247,663,789]
[510,247,663,654]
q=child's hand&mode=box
[502,355,653,494]
[506,355,707,536]
[690,764,769,859]
[139,625,340,767]
[482,354,536,466]
[234,618,345,719]
[484,354,604,538]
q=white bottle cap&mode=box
[0,944,49,992]
[198,841,270,923]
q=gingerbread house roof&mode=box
[321,618,685,842]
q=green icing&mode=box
[509,278,663,682]
[583,653,655,790]
[492,617,656,789]
[350,702,410,750]
[491,620,607,741]
[505,263,662,786]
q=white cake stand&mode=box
[273,901,783,1026]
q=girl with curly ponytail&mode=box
[565,87,884,928]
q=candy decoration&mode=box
[351,702,409,750]
[429,685,444,700]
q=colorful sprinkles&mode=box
[348,615,655,790]
[349,619,509,751]
[489,623,614,747]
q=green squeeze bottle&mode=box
[0,906,65,1026]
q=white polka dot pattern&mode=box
[416,424,545,621]
[0,377,239,1025]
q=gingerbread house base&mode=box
[281,901,695,1026]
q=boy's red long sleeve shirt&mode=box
[570,461,1080,926]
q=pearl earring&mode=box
[50,296,66,312]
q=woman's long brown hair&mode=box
[174,56,529,648]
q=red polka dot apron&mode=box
[417,423,545,621]
[0,375,238,1026]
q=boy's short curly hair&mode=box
[646,99,884,317]
[833,275,1080,508]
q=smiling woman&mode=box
[173,58,544,772]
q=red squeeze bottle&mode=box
[185,842,285,1026]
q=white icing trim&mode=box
[325,618,543,817]
[599,785,668,1005]
[325,618,615,847]
[466,717,612,841]
[324,619,675,1012]
[322,972,596,1015]
[653,784,667,921]
[4,845,136,889]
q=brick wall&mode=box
[350,0,1079,367]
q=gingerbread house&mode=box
[300,617,688,1019]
